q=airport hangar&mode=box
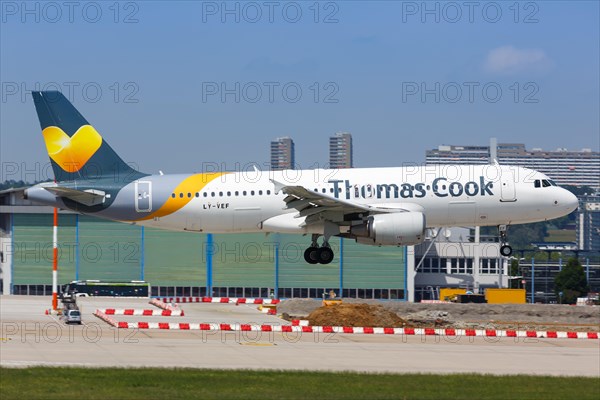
[1,187,511,302]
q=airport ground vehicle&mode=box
[60,295,82,324]
[62,309,82,324]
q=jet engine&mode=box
[350,212,425,246]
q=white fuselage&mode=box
[132,164,578,235]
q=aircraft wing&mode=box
[272,180,408,224]
[45,186,106,206]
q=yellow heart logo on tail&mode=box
[42,125,103,173]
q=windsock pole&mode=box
[52,206,58,310]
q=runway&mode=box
[1,296,598,376]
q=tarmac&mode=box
[1,296,599,376]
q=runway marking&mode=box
[239,342,276,346]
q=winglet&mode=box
[270,179,286,194]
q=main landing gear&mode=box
[498,225,513,257]
[304,234,334,264]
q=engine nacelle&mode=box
[350,212,426,246]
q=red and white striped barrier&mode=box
[93,314,599,339]
[149,298,180,311]
[158,297,280,305]
[291,319,310,326]
[100,308,184,316]
[93,310,118,327]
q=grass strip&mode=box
[1,367,598,400]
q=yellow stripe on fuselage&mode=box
[136,172,227,220]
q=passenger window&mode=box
[243,191,247,196]
[211,192,215,197]
[322,188,326,193]
[179,193,184,198]
[227,191,231,196]
[259,190,263,195]
[203,192,208,197]
[219,191,223,196]
[187,193,191,198]
[251,191,255,195]
[235,191,239,196]
[195,193,199,198]
[534,180,541,188]
[171,193,176,198]
[266,190,271,195]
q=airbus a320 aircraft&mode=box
[25,91,579,264]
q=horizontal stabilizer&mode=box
[45,187,106,206]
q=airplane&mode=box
[24,91,579,264]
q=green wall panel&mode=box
[77,216,141,282]
[342,239,405,289]
[144,228,206,286]
[13,214,76,284]
[212,233,274,287]
[10,214,406,290]
[278,234,338,288]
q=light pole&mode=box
[531,256,536,304]
[508,256,525,289]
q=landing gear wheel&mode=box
[317,247,334,264]
[304,247,320,264]
[500,244,513,257]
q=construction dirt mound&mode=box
[279,299,600,331]
[307,303,410,328]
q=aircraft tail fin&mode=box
[31,91,143,182]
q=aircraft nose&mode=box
[556,189,579,213]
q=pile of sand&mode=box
[307,303,409,328]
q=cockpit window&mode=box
[534,179,554,188]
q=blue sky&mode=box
[1,1,598,180]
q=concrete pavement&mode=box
[1,296,598,376]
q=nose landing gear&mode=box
[499,225,513,257]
